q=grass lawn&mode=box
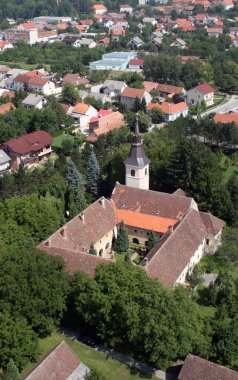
[219,154,238,183]
[21,331,155,380]
[52,133,74,149]
[0,60,51,71]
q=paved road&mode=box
[59,327,177,380]
[202,95,238,116]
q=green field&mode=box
[21,332,155,380]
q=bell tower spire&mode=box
[124,113,150,190]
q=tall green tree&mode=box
[66,160,83,188]
[4,359,20,380]
[87,152,101,197]
[114,221,129,253]
[146,231,157,252]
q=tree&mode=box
[217,227,238,264]
[186,266,203,288]
[89,242,97,256]
[62,83,79,105]
[146,231,157,252]
[138,112,151,133]
[0,311,38,370]
[151,108,164,124]
[4,359,20,380]
[0,249,69,337]
[66,160,83,188]
[87,152,101,197]
[85,368,106,380]
[61,138,74,156]
[114,221,129,253]
[66,186,87,217]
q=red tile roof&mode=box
[156,83,184,95]
[117,209,177,233]
[195,83,214,94]
[129,59,144,65]
[199,212,225,235]
[93,3,107,9]
[72,103,90,115]
[147,101,188,114]
[24,341,80,380]
[214,112,238,126]
[18,22,36,29]
[178,354,238,380]
[143,81,158,92]
[4,131,53,155]
[87,111,124,142]
[28,76,48,86]
[0,102,15,115]
[121,87,145,99]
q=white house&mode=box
[70,103,97,127]
[101,79,127,99]
[22,94,46,109]
[92,4,107,14]
[187,83,214,107]
[121,87,152,108]
[147,101,188,122]
[0,149,11,174]
[120,4,133,13]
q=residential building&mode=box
[120,4,133,13]
[86,110,125,142]
[0,149,11,174]
[156,83,186,97]
[0,102,15,115]
[170,37,187,48]
[178,354,238,380]
[147,101,188,121]
[62,73,90,87]
[24,341,89,380]
[214,112,238,126]
[129,59,144,70]
[89,51,137,71]
[22,94,46,109]
[38,120,224,287]
[223,0,234,10]
[121,87,152,108]
[207,27,223,37]
[17,22,37,31]
[92,4,108,14]
[187,83,214,106]
[62,35,81,47]
[130,36,144,49]
[70,103,97,126]
[143,17,157,26]
[2,131,53,170]
[100,79,127,98]
[33,16,72,24]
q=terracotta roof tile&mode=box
[24,341,80,380]
[195,83,214,94]
[156,83,184,94]
[147,101,188,114]
[214,112,238,126]
[178,354,238,380]
[121,87,145,99]
[72,103,90,114]
[0,102,15,115]
[199,212,225,235]
[3,131,52,155]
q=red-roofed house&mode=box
[121,87,152,108]
[2,131,53,169]
[129,59,144,70]
[92,3,107,14]
[0,102,15,115]
[17,22,37,30]
[187,83,214,106]
[214,112,238,127]
[156,83,186,98]
[86,110,125,142]
[120,4,133,13]
[147,101,188,121]
[70,103,97,126]
[12,73,56,95]
[207,27,223,37]
[24,341,89,380]
[223,0,234,10]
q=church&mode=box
[38,118,224,287]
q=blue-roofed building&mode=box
[89,51,137,71]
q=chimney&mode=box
[169,225,174,234]
[99,197,105,207]
[143,257,148,266]
[60,226,67,239]
[79,213,85,223]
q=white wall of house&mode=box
[71,105,97,126]
[0,160,11,173]
[175,241,205,285]
[187,88,214,106]
[165,108,188,121]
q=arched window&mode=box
[131,169,135,177]
[99,249,103,256]
[105,243,110,250]
[145,168,147,175]
[133,238,139,244]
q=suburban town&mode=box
[0,0,238,379]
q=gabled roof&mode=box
[214,112,238,126]
[0,149,11,165]
[28,76,48,86]
[22,94,44,106]
[143,81,158,93]
[121,87,145,99]
[72,103,90,115]
[4,131,52,155]
[199,211,225,235]
[147,101,188,114]
[156,83,184,94]
[0,102,15,115]
[24,341,85,380]
[178,354,238,380]
[18,22,36,29]
[141,208,207,286]
[195,83,214,94]
[92,3,107,9]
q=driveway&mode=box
[202,95,238,116]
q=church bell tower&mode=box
[124,114,150,190]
